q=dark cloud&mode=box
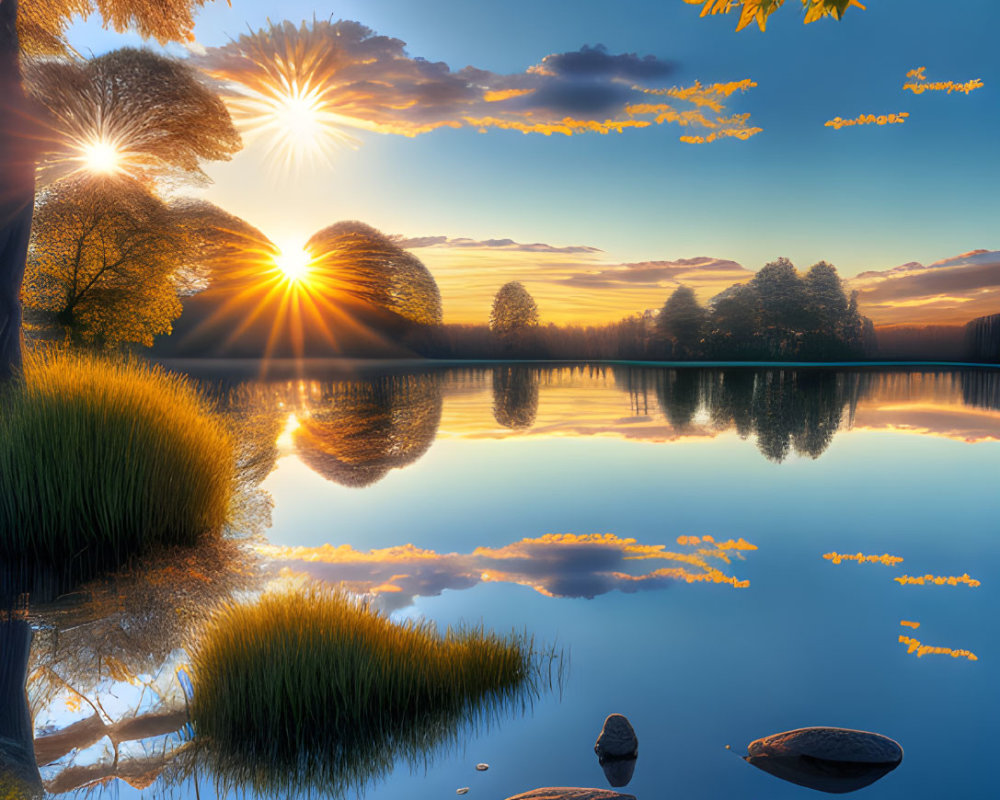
[536,44,677,81]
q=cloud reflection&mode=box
[258,532,757,611]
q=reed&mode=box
[190,586,549,795]
[0,351,234,574]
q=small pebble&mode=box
[456,788,469,795]
[725,745,731,750]
[475,763,489,772]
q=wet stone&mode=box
[594,714,638,760]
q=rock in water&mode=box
[600,757,636,788]
[505,790,636,800]
[594,714,638,760]
[745,726,903,794]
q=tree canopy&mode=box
[26,48,241,187]
[489,281,539,334]
[306,221,443,326]
[685,0,866,32]
[657,285,707,357]
[16,0,220,56]
[705,257,872,359]
[25,176,186,346]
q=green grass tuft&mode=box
[0,351,235,574]
[190,585,552,795]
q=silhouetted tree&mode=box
[492,366,539,428]
[25,177,186,346]
[2,13,235,376]
[803,261,848,332]
[657,285,706,358]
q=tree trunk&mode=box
[0,619,42,797]
[0,0,35,381]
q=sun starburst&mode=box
[196,22,374,168]
[272,238,313,283]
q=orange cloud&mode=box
[899,620,920,629]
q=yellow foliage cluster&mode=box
[685,0,865,32]
[894,573,981,588]
[903,68,984,95]
[823,552,904,566]
[898,635,977,661]
[824,112,909,130]
[16,0,217,55]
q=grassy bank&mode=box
[0,352,234,573]
[190,586,548,794]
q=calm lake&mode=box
[27,364,1000,798]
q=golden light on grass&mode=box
[189,586,552,795]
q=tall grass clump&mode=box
[190,586,552,795]
[0,351,234,573]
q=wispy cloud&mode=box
[850,249,1000,325]
[392,235,602,254]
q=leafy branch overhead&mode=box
[685,0,866,32]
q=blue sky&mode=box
[63,1,1000,322]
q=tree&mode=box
[0,0,230,378]
[685,0,866,32]
[657,285,706,358]
[307,221,443,326]
[803,260,848,333]
[490,281,539,335]
[25,176,186,347]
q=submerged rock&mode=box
[594,714,638,760]
[505,790,636,800]
[745,726,903,794]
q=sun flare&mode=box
[80,138,122,175]
[273,240,312,283]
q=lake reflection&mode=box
[15,364,1000,799]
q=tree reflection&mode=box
[0,538,259,797]
[619,367,865,461]
[294,374,443,487]
[655,369,704,429]
[492,366,539,429]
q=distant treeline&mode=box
[412,259,881,361]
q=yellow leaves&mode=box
[903,67,984,95]
[898,635,977,661]
[823,552,905,566]
[686,0,865,32]
[824,112,909,130]
[894,573,981,588]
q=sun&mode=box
[80,138,123,175]
[273,240,312,283]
